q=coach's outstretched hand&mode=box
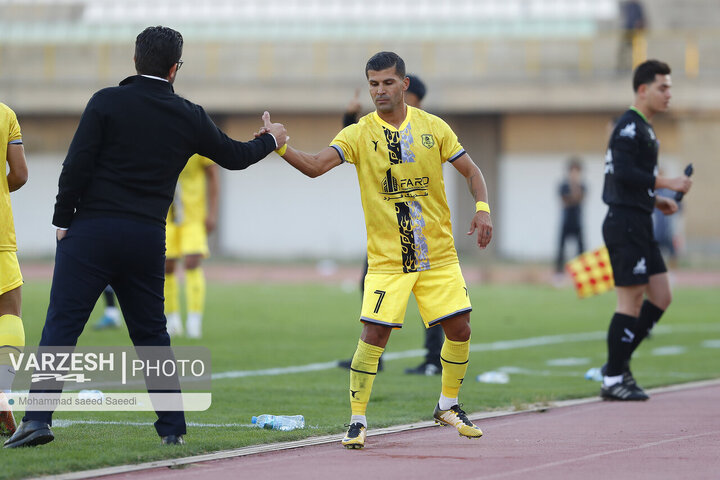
[468,211,493,249]
[256,112,287,149]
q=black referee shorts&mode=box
[602,206,667,286]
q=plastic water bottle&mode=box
[584,367,603,382]
[251,414,305,431]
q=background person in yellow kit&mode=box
[0,102,29,436]
[165,154,219,339]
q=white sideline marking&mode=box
[701,339,720,348]
[53,420,252,428]
[651,345,687,356]
[53,419,321,430]
[211,324,720,380]
[211,331,607,380]
[546,357,591,366]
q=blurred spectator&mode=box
[618,0,647,71]
[555,157,586,278]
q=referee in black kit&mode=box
[4,26,286,448]
[600,60,691,401]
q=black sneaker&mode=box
[404,362,441,375]
[601,380,649,401]
[601,362,638,387]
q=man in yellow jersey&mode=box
[164,154,219,339]
[261,51,492,448]
[0,103,29,437]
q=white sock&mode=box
[166,312,183,336]
[603,374,623,387]
[438,394,458,411]
[350,415,367,427]
[186,312,202,339]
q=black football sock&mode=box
[104,288,116,307]
[606,313,637,376]
[630,300,664,354]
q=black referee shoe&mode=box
[601,362,638,387]
[601,380,649,401]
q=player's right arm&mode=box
[279,146,342,178]
[655,174,691,194]
[6,143,28,192]
[259,112,342,178]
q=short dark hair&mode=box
[567,156,583,171]
[633,59,671,92]
[365,51,406,79]
[406,74,427,101]
[134,26,183,78]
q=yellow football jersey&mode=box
[167,154,215,225]
[331,106,466,274]
[0,103,22,252]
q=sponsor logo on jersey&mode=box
[380,169,429,200]
[619,122,636,139]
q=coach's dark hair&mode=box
[365,51,406,79]
[134,26,183,78]
[633,59,671,92]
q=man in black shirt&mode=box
[600,60,691,401]
[4,26,286,448]
[555,157,586,275]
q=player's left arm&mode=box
[204,163,220,233]
[6,143,28,192]
[451,153,493,249]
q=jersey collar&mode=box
[372,105,413,131]
[629,106,649,124]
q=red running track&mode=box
[98,381,720,480]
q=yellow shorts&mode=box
[0,251,23,296]
[360,262,471,328]
[165,221,209,259]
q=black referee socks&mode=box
[606,312,637,376]
[630,300,665,354]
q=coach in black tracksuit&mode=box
[4,26,287,448]
[600,60,691,402]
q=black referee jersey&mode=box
[602,108,659,214]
